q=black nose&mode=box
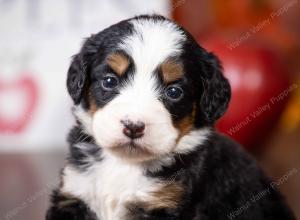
[121,119,145,139]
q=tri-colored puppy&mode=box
[46,15,295,220]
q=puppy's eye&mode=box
[101,75,119,91]
[165,86,183,101]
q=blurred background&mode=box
[0,0,299,219]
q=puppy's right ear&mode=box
[66,54,87,104]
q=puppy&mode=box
[46,15,295,220]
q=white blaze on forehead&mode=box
[120,18,185,72]
[118,18,186,100]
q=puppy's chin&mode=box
[107,142,158,162]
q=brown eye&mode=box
[165,86,183,101]
[101,75,119,91]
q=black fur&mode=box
[46,189,97,220]
[67,126,102,171]
[178,31,231,125]
[47,15,295,220]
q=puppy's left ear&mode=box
[200,52,231,124]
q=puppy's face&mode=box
[67,15,231,162]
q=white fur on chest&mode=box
[62,154,160,220]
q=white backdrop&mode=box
[0,0,170,151]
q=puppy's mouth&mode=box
[109,141,156,161]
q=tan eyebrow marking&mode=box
[107,52,130,76]
[161,59,184,83]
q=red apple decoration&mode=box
[0,75,38,134]
[202,37,290,149]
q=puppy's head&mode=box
[67,15,231,162]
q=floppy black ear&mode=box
[66,54,87,104]
[200,53,231,124]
